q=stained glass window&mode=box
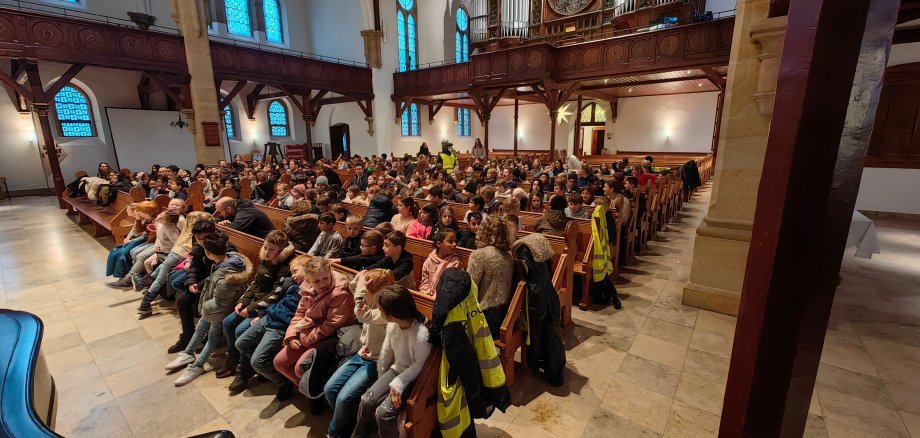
[457,108,471,137]
[580,103,607,124]
[456,8,469,63]
[401,103,420,136]
[223,104,236,138]
[225,0,252,37]
[54,85,94,137]
[397,0,417,74]
[268,100,289,137]
[264,0,283,43]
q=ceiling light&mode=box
[697,83,703,87]
[627,88,633,93]
[604,79,608,84]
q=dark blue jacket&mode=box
[261,283,302,331]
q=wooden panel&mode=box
[865,62,920,169]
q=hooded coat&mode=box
[283,213,321,253]
[238,243,296,315]
[363,194,395,228]
[535,210,569,236]
[512,234,566,386]
[199,253,254,323]
[419,249,461,296]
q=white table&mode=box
[846,210,880,259]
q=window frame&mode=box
[401,102,421,137]
[224,0,253,38]
[267,99,291,139]
[53,84,96,138]
[579,102,607,126]
[457,107,471,137]
[456,7,470,63]
[397,0,418,73]
[223,101,239,141]
[262,0,285,45]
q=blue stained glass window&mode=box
[457,108,471,137]
[263,0,283,43]
[224,104,236,138]
[268,100,289,137]
[407,14,416,70]
[54,85,94,137]
[457,8,468,31]
[401,103,420,136]
[463,35,469,62]
[225,0,252,36]
[456,8,469,63]
[397,11,407,72]
[399,0,413,10]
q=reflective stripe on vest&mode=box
[440,152,457,172]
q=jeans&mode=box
[222,313,252,362]
[142,252,185,303]
[106,236,146,278]
[172,271,198,340]
[128,244,156,276]
[235,318,286,385]
[354,368,412,438]
[184,318,223,368]
[325,354,378,437]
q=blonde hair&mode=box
[131,201,159,218]
[173,211,212,254]
[345,214,363,226]
[304,256,331,275]
[290,254,310,271]
[365,269,396,295]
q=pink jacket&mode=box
[284,271,356,348]
[419,250,461,296]
[407,219,433,240]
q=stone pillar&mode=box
[682,0,787,316]
[361,30,384,69]
[171,0,225,165]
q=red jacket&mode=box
[284,271,356,348]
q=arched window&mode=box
[580,102,607,126]
[225,0,252,36]
[263,0,283,43]
[53,85,94,137]
[268,100,289,137]
[401,103,420,136]
[223,103,238,139]
[456,8,469,63]
[457,108,471,137]
[396,0,417,73]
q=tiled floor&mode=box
[1,186,918,437]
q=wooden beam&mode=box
[580,75,712,91]
[609,97,618,119]
[0,69,31,102]
[893,27,920,44]
[428,100,446,124]
[144,72,187,109]
[574,94,583,157]
[281,87,307,115]
[701,67,727,89]
[42,64,85,101]
[219,80,247,108]
[310,89,329,116]
[245,84,265,119]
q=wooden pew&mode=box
[61,181,145,239]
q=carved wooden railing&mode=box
[393,17,734,98]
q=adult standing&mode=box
[439,141,458,173]
[466,215,515,338]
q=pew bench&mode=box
[61,184,145,240]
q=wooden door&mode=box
[591,128,605,155]
[329,123,351,160]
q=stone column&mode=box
[361,30,384,69]
[682,0,787,316]
[171,0,225,165]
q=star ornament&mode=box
[551,103,575,124]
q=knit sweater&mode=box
[308,230,343,258]
[352,280,388,361]
[467,245,514,310]
[390,213,415,234]
[377,320,432,394]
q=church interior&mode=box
[1,0,919,437]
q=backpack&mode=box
[66,178,86,198]
[96,184,117,207]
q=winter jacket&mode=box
[183,240,237,288]
[513,234,566,386]
[367,250,414,284]
[199,253,254,323]
[457,230,476,250]
[283,271,356,348]
[682,160,702,192]
[467,246,514,310]
[419,249,461,296]
[407,220,433,240]
[338,252,385,271]
[378,320,431,395]
[339,230,364,258]
[238,243,296,315]
[262,282,301,331]
[363,194,395,228]
[228,199,275,238]
[535,210,569,236]
[284,213,321,253]
[430,269,511,435]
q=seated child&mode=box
[565,193,590,219]
[275,183,294,209]
[366,231,414,288]
[324,269,396,438]
[218,230,296,379]
[308,212,344,258]
[339,215,366,258]
[353,285,431,437]
[133,198,187,291]
[457,211,481,249]
[106,201,159,287]
[419,231,461,296]
[406,204,437,240]
[165,233,252,386]
[272,257,356,399]
[332,230,385,270]
[283,199,320,253]
[231,254,307,395]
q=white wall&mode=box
[301,0,365,62]
[855,43,920,214]
[609,92,719,153]
[704,0,737,15]
[490,102,572,153]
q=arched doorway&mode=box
[330,123,351,159]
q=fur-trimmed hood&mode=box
[221,252,254,285]
[513,233,554,263]
[267,243,296,266]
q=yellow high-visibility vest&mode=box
[437,280,506,438]
[591,205,615,282]
[440,151,457,172]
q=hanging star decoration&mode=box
[551,103,574,124]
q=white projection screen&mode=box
[106,108,204,172]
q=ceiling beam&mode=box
[893,27,920,44]
[581,74,711,91]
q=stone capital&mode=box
[360,29,384,69]
[749,16,788,118]
[365,116,375,136]
[31,103,51,117]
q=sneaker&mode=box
[277,381,296,401]
[215,356,238,379]
[137,303,152,318]
[167,336,190,354]
[131,274,145,292]
[228,372,252,394]
[174,364,204,386]
[165,352,196,371]
[106,277,133,289]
